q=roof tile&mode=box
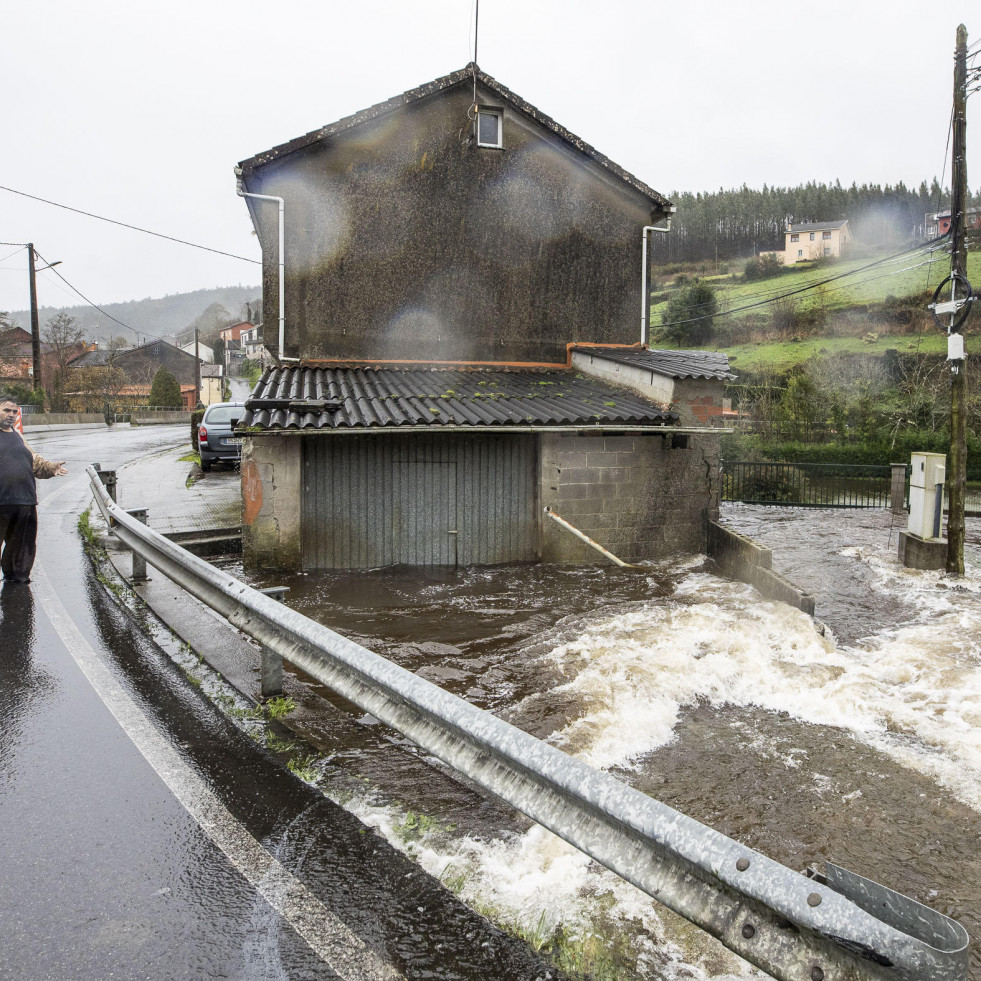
[243,366,678,431]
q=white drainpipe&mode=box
[641,215,673,346]
[235,169,296,363]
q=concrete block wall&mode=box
[241,436,303,570]
[540,432,721,564]
[675,378,727,427]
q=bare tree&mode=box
[43,312,86,411]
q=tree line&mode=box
[652,179,981,265]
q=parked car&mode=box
[198,401,245,471]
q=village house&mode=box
[200,363,225,405]
[235,64,733,571]
[67,338,204,411]
[767,220,851,265]
[924,208,981,238]
[218,321,253,345]
[0,325,77,397]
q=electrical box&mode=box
[908,452,946,540]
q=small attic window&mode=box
[476,107,502,148]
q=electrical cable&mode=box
[0,185,261,265]
[33,248,154,340]
[657,236,952,328]
[0,246,27,265]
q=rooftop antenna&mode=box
[472,0,479,106]
[466,0,480,135]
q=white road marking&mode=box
[35,481,403,981]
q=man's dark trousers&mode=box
[0,506,38,582]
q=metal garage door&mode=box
[301,433,539,569]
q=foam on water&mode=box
[309,525,981,979]
[532,559,981,810]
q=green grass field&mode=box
[652,249,981,370]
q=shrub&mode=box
[658,280,717,346]
[149,367,182,408]
[743,252,783,281]
[724,464,810,503]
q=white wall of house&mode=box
[782,224,850,265]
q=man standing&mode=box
[0,394,67,583]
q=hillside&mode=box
[651,248,981,371]
[6,284,261,345]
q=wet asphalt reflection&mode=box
[0,426,565,981]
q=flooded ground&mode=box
[233,507,981,980]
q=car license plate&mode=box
[223,437,243,445]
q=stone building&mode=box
[235,65,732,571]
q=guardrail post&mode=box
[125,508,148,580]
[93,465,117,504]
[890,462,908,513]
[259,587,289,697]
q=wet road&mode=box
[0,425,563,981]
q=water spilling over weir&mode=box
[237,507,981,980]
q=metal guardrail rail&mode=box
[86,464,969,981]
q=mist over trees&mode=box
[4,285,260,346]
[653,179,981,265]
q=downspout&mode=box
[234,168,296,363]
[641,213,674,346]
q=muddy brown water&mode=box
[224,508,981,980]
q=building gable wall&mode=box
[247,81,662,364]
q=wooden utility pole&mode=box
[27,243,43,402]
[946,24,969,575]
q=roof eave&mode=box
[237,64,671,211]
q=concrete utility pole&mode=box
[27,243,43,402]
[946,24,970,575]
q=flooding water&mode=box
[233,507,981,980]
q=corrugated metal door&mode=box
[302,434,538,569]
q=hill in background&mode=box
[5,284,261,346]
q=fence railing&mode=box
[85,464,969,981]
[723,461,896,509]
[723,461,981,514]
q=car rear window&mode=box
[205,407,240,425]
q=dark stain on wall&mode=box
[241,74,669,364]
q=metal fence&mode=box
[723,461,981,514]
[722,461,895,508]
[84,464,968,981]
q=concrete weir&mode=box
[706,520,816,616]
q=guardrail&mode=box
[86,464,969,981]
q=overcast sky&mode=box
[2,0,978,318]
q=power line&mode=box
[0,246,27,265]
[656,236,952,329]
[33,248,155,342]
[659,238,949,317]
[0,185,262,265]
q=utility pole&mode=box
[946,24,969,575]
[27,243,43,403]
[194,327,202,408]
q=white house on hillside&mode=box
[769,220,851,265]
